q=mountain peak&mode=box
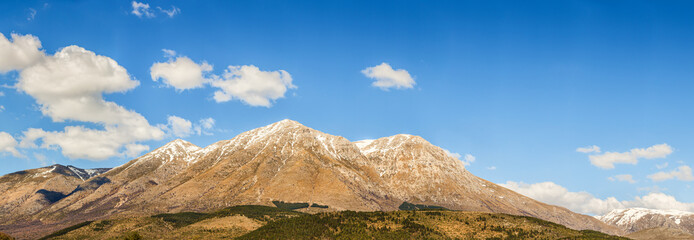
[135,139,201,164]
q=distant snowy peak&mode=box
[142,139,201,162]
[35,164,110,181]
[598,208,694,234]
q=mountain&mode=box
[0,164,109,224]
[598,208,694,237]
[0,119,622,239]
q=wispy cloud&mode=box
[576,145,600,153]
[27,8,37,21]
[578,144,672,169]
[608,174,636,184]
[132,1,180,18]
[158,6,181,18]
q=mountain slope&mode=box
[0,119,622,238]
[0,164,109,224]
[356,133,620,234]
[598,208,694,236]
[43,207,628,240]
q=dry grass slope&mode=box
[40,206,628,240]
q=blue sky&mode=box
[1,0,694,216]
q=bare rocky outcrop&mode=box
[0,119,622,238]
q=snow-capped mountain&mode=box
[598,208,694,236]
[0,164,109,225]
[0,119,622,238]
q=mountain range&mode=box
[0,119,622,239]
[597,208,694,239]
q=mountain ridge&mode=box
[598,207,694,237]
[0,119,622,239]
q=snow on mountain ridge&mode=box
[599,208,694,227]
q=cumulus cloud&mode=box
[0,33,44,73]
[124,143,150,158]
[0,132,22,157]
[0,33,167,160]
[151,50,212,90]
[576,145,601,153]
[583,144,672,169]
[161,116,216,138]
[211,65,296,107]
[501,181,694,216]
[608,174,636,184]
[362,62,415,90]
[131,1,154,18]
[166,116,193,137]
[648,165,694,182]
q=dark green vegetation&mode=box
[398,202,448,211]
[41,205,630,240]
[271,200,310,210]
[239,210,629,240]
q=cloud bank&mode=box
[501,181,694,216]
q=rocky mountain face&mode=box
[0,120,622,238]
[0,164,109,224]
[598,208,694,236]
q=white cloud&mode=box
[656,162,669,169]
[576,145,601,153]
[161,116,216,138]
[0,132,22,157]
[586,144,672,169]
[166,116,193,137]
[124,143,150,158]
[158,6,180,17]
[0,33,44,73]
[501,181,694,216]
[443,149,475,166]
[131,1,154,18]
[648,165,694,182]
[361,62,415,90]
[0,91,4,96]
[194,117,215,135]
[151,52,212,90]
[0,33,166,160]
[487,166,497,170]
[608,174,636,184]
[0,106,4,112]
[211,65,296,107]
